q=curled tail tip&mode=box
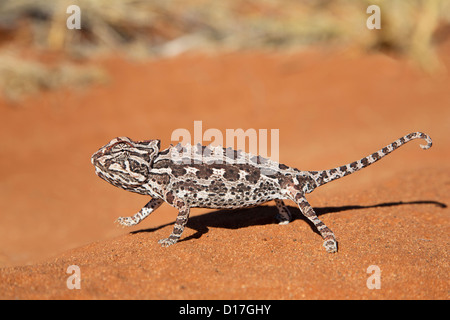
[416,132,432,150]
[420,142,432,150]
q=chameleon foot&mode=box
[323,239,338,253]
[158,238,178,247]
[275,213,290,225]
[116,217,138,227]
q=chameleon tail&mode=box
[308,132,432,189]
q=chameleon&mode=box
[91,131,432,253]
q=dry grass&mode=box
[1,0,449,55]
[0,52,108,101]
[0,0,449,99]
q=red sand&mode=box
[0,43,449,299]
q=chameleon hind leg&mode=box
[116,198,164,227]
[274,199,292,225]
[289,190,337,253]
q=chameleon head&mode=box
[91,137,160,188]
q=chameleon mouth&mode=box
[91,151,99,165]
[95,169,115,185]
[91,150,108,179]
[91,149,106,166]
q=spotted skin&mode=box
[91,132,432,253]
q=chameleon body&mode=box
[91,131,432,253]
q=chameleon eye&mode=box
[109,141,133,153]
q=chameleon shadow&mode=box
[131,200,446,242]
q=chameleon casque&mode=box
[91,131,432,253]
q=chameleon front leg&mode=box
[116,198,164,227]
[158,202,190,247]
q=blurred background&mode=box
[0,0,449,267]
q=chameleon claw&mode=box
[116,217,137,227]
[158,238,177,247]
